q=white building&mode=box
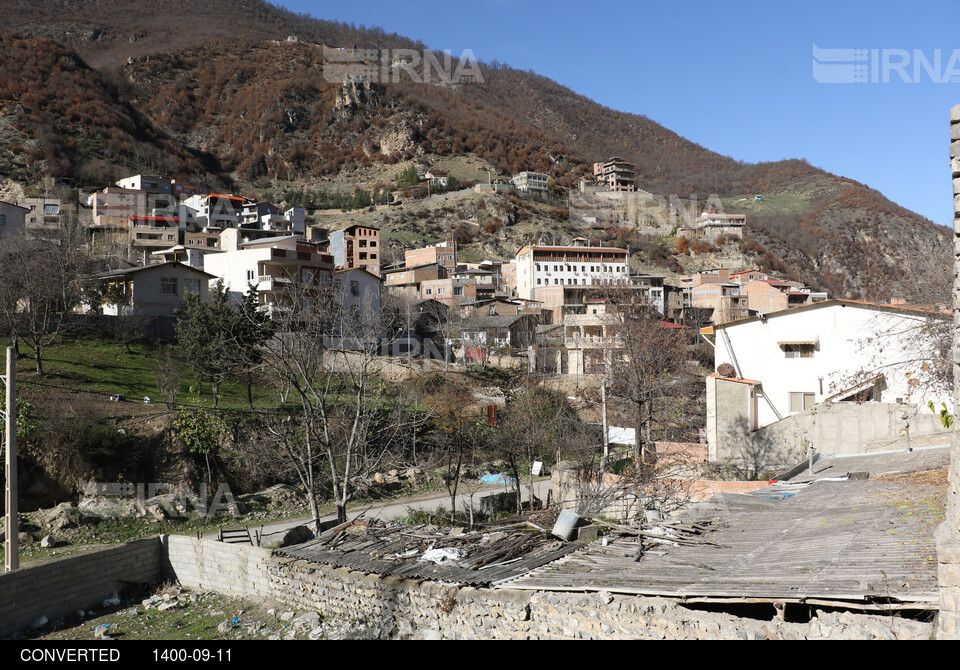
[515,241,629,300]
[706,300,951,461]
[510,171,548,193]
[203,235,334,309]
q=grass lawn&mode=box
[17,337,278,411]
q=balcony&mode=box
[257,275,294,292]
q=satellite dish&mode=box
[717,364,737,378]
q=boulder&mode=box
[278,525,315,548]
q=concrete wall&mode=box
[0,539,162,637]
[161,535,274,600]
[713,397,950,469]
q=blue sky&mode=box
[277,1,960,227]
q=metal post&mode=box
[4,347,18,572]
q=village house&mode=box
[383,263,448,301]
[705,300,952,466]
[678,212,746,240]
[460,313,538,364]
[20,197,62,242]
[332,267,384,336]
[420,275,495,307]
[0,201,28,241]
[740,278,827,314]
[97,262,216,317]
[182,193,251,229]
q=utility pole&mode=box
[4,347,18,572]
[601,381,609,465]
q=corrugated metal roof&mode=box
[277,522,577,587]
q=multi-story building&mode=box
[21,197,62,241]
[383,263,448,301]
[328,224,380,276]
[515,241,630,300]
[182,193,250,229]
[128,216,181,259]
[510,171,549,194]
[404,240,456,274]
[593,157,637,192]
[89,187,150,229]
[741,279,827,314]
[203,235,335,311]
[679,212,746,240]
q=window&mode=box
[489,306,496,315]
[351,281,360,296]
[425,288,433,295]
[783,344,815,359]
[184,279,200,294]
[247,270,255,281]
[789,392,815,413]
[454,286,464,296]
[160,277,178,295]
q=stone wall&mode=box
[0,534,938,639]
[0,539,162,637]
[163,535,933,640]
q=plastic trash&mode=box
[552,509,580,540]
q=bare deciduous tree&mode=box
[602,286,691,476]
[0,238,84,375]
[251,275,415,528]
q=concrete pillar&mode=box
[938,103,960,638]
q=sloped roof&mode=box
[99,261,216,279]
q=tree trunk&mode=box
[308,492,321,533]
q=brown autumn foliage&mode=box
[0,0,950,306]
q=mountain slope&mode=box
[0,0,950,304]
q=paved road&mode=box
[202,478,552,545]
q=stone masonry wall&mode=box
[0,538,162,637]
[163,535,933,640]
